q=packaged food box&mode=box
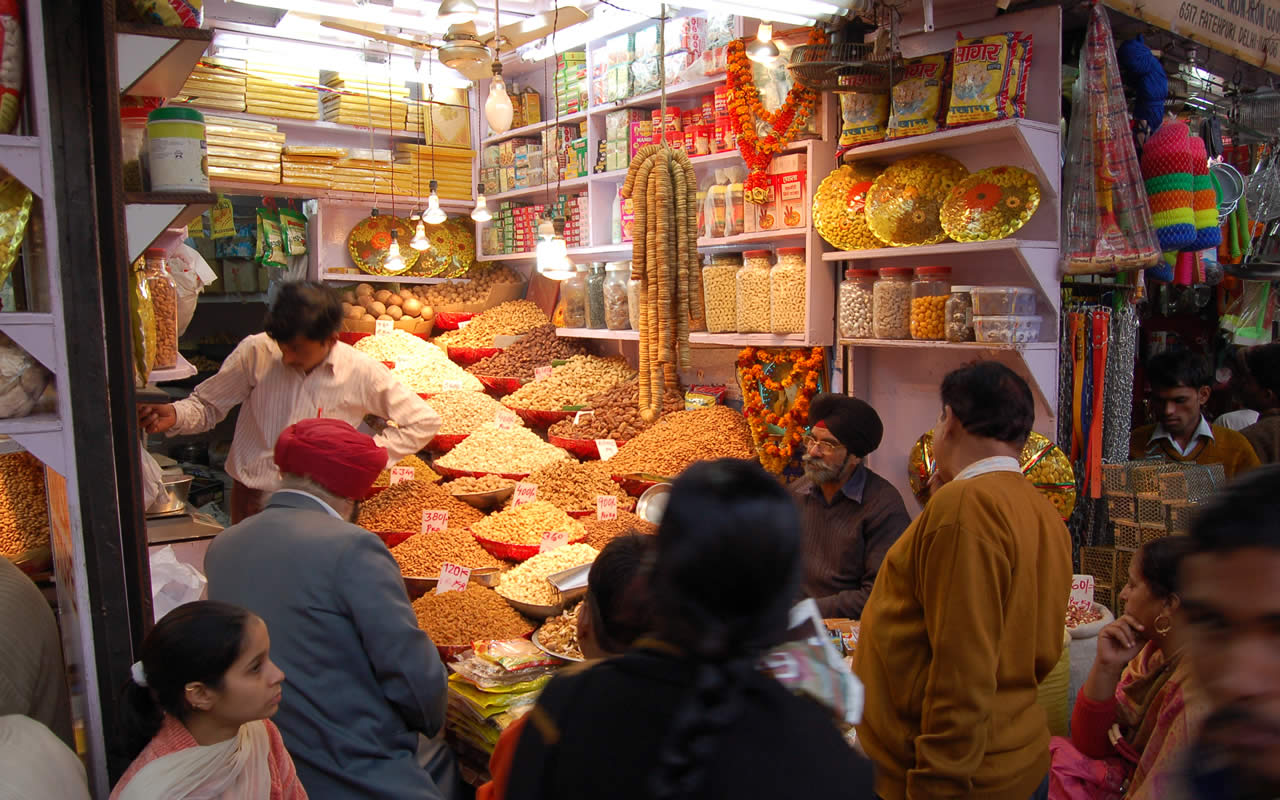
[744,178,778,233]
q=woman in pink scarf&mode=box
[1050,537,1206,799]
[110,601,307,800]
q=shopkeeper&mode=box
[137,280,441,523]
[790,393,910,619]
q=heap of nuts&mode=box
[506,461,630,514]
[434,300,549,348]
[416,265,522,309]
[0,452,49,557]
[1066,605,1103,629]
[435,423,574,475]
[496,544,598,605]
[391,527,507,575]
[872,269,912,339]
[427,391,521,436]
[353,330,483,393]
[411,584,532,646]
[548,380,684,442]
[537,602,584,660]
[606,406,757,477]
[341,284,434,326]
[446,475,516,495]
[503,355,635,410]
[356,479,486,533]
[372,454,441,487]
[470,500,587,546]
[468,324,588,381]
[582,510,657,551]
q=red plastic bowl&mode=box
[548,435,628,460]
[470,530,588,562]
[339,331,371,346]
[372,531,415,549]
[611,474,669,497]
[433,463,530,481]
[434,311,477,331]
[508,406,575,429]
[425,433,469,453]
[477,374,526,396]
[448,346,503,366]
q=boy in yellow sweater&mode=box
[1129,349,1259,478]
[856,362,1072,800]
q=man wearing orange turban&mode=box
[206,418,459,800]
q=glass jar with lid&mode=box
[703,253,740,333]
[561,265,587,328]
[838,268,877,340]
[736,249,772,333]
[769,246,806,334]
[910,266,951,341]
[627,277,642,331]
[143,248,179,370]
[586,263,607,329]
[945,286,976,343]
[872,267,913,339]
[122,106,150,191]
[604,262,631,330]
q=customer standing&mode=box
[1235,343,1280,463]
[137,281,440,522]
[856,361,1072,800]
[790,393,910,619]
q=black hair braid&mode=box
[651,658,757,800]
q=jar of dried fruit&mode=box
[143,249,179,370]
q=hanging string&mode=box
[385,43,396,220]
[659,4,667,147]
[364,53,378,210]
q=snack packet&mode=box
[888,53,950,139]
[1004,33,1033,120]
[947,32,1020,127]
[838,74,890,147]
[279,207,308,256]
[256,209,287,269]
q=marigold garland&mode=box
[727,27,825,204]
[737,346,825,473]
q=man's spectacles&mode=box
[801,435,842,455]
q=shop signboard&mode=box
[1105,0,1280,75]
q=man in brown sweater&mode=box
[1237,343,1280,464]
[1129,349,1259,478]
[856,362,1071,800]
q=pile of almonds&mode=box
[467,324,588,381]
[435,300,549,348]
[505,461,630,514]
[548,379,684,441]
[503,355,635,410]
[427,391,522,436]
[606,406,756,477]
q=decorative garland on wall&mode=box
[737,346,825,473]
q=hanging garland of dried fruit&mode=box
[737,346,825,473]
[727,26,825,204]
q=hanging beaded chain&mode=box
[1103,304,1139,464]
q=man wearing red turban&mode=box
[206,418,459,800]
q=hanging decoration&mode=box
[727,26,825,204]
[736,346,825,473]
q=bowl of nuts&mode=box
[476,375,526,396]
[447,346,503,366]
[548,435,630,460]
[425,433,470,454]
[446,475,518,511]
[433,464,530,482]
[1067,602,1113,639]
[471,532,589,562]
[508,406,577,429]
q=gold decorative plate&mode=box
[908,430,1075,518]
[940,165,1041,242]
[407,217,476,278]
[813,162,884,251]
[865,153,968,246]
[347,213,420,276]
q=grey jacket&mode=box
[205,492,451,799]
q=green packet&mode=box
[256,208,287,269]
[279,207,308,256]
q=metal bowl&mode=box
[146,474,192,517]
[450,484,515,511]
[635,483,672,525]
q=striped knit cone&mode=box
[1140,121,1196,252]
[1187,135,1222,251]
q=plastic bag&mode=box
[0,332,50,419]
[1060,6,1160,275]
[279,208,308,256]
[150,545,208,621]
[257,209,287,269]
[888,54,949,139]
[1222,280,1275,345]
[167,242,218,335]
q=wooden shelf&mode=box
[839,338,1056,351]
[205,110,443,144]
[489,177,589,203]
[822,238,1057,262]
[116,23,213,98]
[0,135,44,196]
[592,74,725,112]
[124,192,217,262]
[210,180,473,210]
[0,413,61,435]
[319,271,471,285]
[482,111,588,146]
[0,312,56,371]
[557,327,810,346]
[198,293,268,304]
[588,141,810,184]
[698,229,808,249]
[150,353,197,383]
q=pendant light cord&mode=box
[364,54,378,210]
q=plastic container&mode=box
[872,267,912,339]
[736,250,772,333]
[627,278,642,331]
[122,107,150,192]
[839,268,877,340]
[910,266,951,341]
[974,314,1043,343]
[562,266,587,328]
[147,107,208,192]
[604,263,630,330]
[143,249,179,370]
[703,254,739,333]
[945,286,975,343]
[769,247,806,334]
[971,286,1037,316]
[586,263,607,329]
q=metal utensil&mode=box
[635,483,672,525]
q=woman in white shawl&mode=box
[110,601,306,800]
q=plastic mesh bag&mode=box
[1061,7,1160,275]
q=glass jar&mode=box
[838,268,877,340]
[562,266,587,328]
[627,278,642,331]
[736,249,772,333]
[769,247,806,334]
[910,266,951,340]
[703,253,740,333]
[586,263,607,329]
[122,107,149,191]
[604,262,631,330]
[143,248,178,370]
[872,267,912,339]
[687,263,707,332]
[945,286,975,343]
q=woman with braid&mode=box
[504,458,874,800]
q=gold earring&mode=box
[1154,614,1172,635]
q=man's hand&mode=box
[138,404,177,434]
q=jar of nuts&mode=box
[587,263,607,329]
[736,250,772,334]
[769,247,806,334]
[910,267,951,341]
[703,254,740,333]
[838,268,877,340]
[945,286,975,343]
[604,264,630,330]
[562,266,587,328]
[627,278,642,331]
[872,267,912,339]
[143,248,179,369]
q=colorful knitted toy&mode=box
[1187,135,1222,251]
[1140,121,1196,252]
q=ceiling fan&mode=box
[320,3,589,81]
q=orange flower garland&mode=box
[727,27,825,204]
[737,346,825,473]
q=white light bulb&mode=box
[425,194,447,225]
[747,22,781,64]
[535,219,575,280]
[411,220,430,251]
[484,74,514,135]
[385,232,408,273]
[471,191,492,223]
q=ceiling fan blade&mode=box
[319,21,438,51]
[448,21,480,37]
[488,6,589,50]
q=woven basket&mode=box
[1114,521,1141,552]
[1081,546,1119,582]
[1105,492,1136,523]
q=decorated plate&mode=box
[865,153,968,246]
[407,217,476,278]
[908,430,1075,518]
[813,162,884,251]
[347,213,420,276]
[940,166,1041,242]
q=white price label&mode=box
[442,379,464,391]
[574,410,594,425]
[457,319,472,329]
[375,319,394,335]
[421,509,449,533]
[495,408,519,430]
[534,365,553,381]
[389,466,415,485]
[539,530,569,553]
[435,562,471,594]
[1069,574,1095,612]
[596,495,618,520]
[595,439,619,461]
[512,482,538,507]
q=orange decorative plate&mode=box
[865,153,968,246]
[347,213,420,276]
[940,166,1041,242]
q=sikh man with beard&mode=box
[790,393,910,619]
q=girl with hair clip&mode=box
[110,601,307,800]
[503,459,874,800]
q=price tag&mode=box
[421,509,449,533]
[375,318,394,335]
[596,495,618,520]
[495,408,519,430]
[1069,574,1095,612]
[574,410,594,425]
[539,530,569,553]
[595,439,619,461]
[442,379,464,391]
[435,562,471,594]
[389,466,415,485]
[512,482,538,507]
[534,365,553,381]
[457,319,472,329]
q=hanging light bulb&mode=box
[385,229,408,273]
[484,62,514,135]
[424,179,447,224]
[411,219,430,251]
[471,184,492,222]
[746,22,781,64]
[535,218,575,280]
[436,0,478,25]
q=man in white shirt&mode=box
[138,281,440,522]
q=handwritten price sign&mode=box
[442,379,464,391]
[534,366,553,381]
[1069,574,1096,612]
[389,466,415,485]
[421,509,449,533]
[596,495,618,520]
[512,482,538,506]
[375,319,394,335]
[539,530,569,553]
[435,562,471,594]
[595,439,619,461]
[457,319,472,329]
[495,408,519,430]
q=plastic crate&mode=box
[1114,521,1141,552]
[1081,546,1119,583]
[1136,493,1165,525]
[1106,492,1137,523]
[1164,500,1197,534]
[1140,523,1168,546]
